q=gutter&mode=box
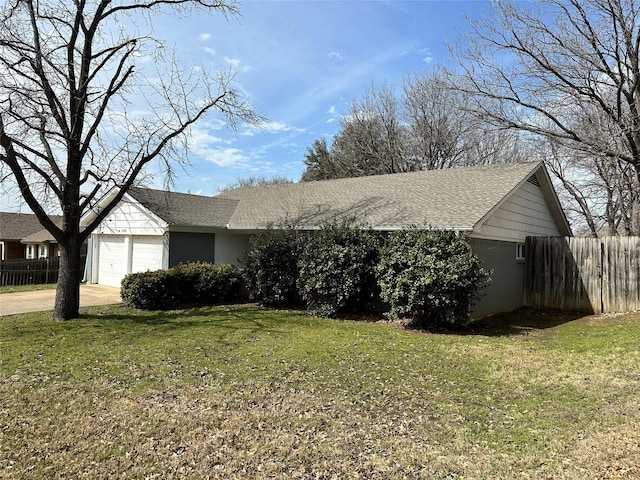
[224,224,475,232]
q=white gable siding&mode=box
[94,198,167,236]
[471,181,561,243]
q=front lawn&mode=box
[1,305,638,479]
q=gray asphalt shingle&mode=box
[119,162,547,231]
[218,162,542,230]
[0,212,62,240]
[127,187,239,228]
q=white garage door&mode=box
[97,235,128,287]
[131,236,163,273]
[97,235,164,287]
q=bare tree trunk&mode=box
[53,240,83,321]
[53,206,83,320]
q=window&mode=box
[516,243,525,262]
[0,241,4,261]
[26,244,34,259]
[38,244,48,259]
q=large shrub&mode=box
[376,228,491,327]
[121,262,241,310]
[297,217,381,318]
[121,270,179,310]
[242,227,307,307]
[171,262,242,305]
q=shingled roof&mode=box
[217,161,553,230]
[127,187,239,228]
[0,212,62,241]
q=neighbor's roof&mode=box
[21,228,57,244]
[217,161,553,230]
[0,212,61,241]
[127,187,239,228]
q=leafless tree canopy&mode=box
[0,0,262,319]
[301,74,527,182]
[453,0,640,234]
[217,175,293,194]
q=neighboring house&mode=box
[0,212,63,260]
[81,161,571,317]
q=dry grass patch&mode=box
[1,306,639,478]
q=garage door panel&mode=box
[132,236,163,273]
[97,235,127,288]
[97,235,163,288]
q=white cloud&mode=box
[262,121,290,132]
[190,125,224,146]
[189,124,249,166]
[224,56,240,68]
[224,56,252,72]
[326,105,340,124]
[419,47,433,64]
[198,147,248,167]
[203,47,216,56]
[199,33,211,41]
[328,51,343,61]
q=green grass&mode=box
[0,283,57,294]
[1,305,639,479]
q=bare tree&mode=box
[0,0,262,320]
[545,141,639,236]
[454,0,640,233]
[217,175,293,193]
[300,70,530,182]
[331,81,410,177]
[403,70,468,170]
[404,69,529,169]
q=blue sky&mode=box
[154,0,494,195]
[1,0,495,211]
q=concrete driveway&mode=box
[0,284,121,316]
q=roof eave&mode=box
[224,224,475,232]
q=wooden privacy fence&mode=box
[524,236,640,314]
[0,257,61,286]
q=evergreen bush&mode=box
[121,262,241,310]
[242,227,307,307]
[297,217,381,317]
[121,270,180,310]
[376,228,491,327]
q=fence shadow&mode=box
[464,308,587,337]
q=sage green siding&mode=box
[471,238,524,317]
[168,232,215,267]
[214,233,250,268]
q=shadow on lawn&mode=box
[81,303,260,321]
[338,307,587,337]
[81,304,588,339]
[462,308,588,337]
[79,304,289,334]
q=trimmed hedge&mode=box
[121,262,241,310]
